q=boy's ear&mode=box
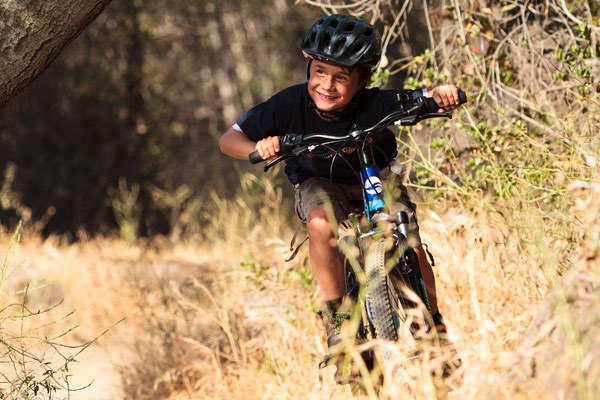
[360,74,372,88]
[356,67,372,87]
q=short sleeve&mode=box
[234,84,303,142]
[236,101,279,142]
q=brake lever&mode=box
[394,115,419,126]
[422,112,452,120]
[264,155,288,172]
[263,145,311,172]
[394,112,452,126]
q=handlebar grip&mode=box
[249,150,264,164]
[459,90,467,104]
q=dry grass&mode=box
[1,2,598,398]
[3,174,596,399]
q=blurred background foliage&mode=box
[0,0,321,238]
[0,0,598,242]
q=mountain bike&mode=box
[248,91,467,381]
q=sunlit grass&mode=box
[2,4,598,394]
[2,169,597,399]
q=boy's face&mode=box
[308,61,367,113]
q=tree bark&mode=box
[0,0,113,109]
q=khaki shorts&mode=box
[294,175,422,243]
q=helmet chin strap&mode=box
[308,95,362,122]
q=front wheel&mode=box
[365,238,399,341]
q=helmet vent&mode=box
[344,23,355,32]
[334,38,347,53]
[352,42,366,54]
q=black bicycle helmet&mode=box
[301,14,382,71]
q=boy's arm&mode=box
[219,127,280,161]
[219,127,257,160]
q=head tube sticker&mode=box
[364,176,383,195]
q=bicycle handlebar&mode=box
[248,91,467,165]
[249,149,266,164]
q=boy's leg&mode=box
[306,204,345,300]
[387,178,442,317]
[414,245,438,315]
[294,178,362,301]
[294,178,361,360]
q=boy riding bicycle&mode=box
[219,14,461,381]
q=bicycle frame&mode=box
[347,140,432,337]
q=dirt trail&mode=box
[53,338,124,400]
[71,344,120,399]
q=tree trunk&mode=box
[0,0,113,109]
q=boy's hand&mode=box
[255,136,281,160]
[428,85,461,112]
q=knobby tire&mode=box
[389,246,432,336]
[365,238,398,341]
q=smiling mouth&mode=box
[317,91,339,102]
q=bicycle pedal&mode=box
[319,352,347,368]
[319,354,337,369]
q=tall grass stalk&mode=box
[0,223,76,398]
[0,223,122,399]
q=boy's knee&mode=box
[307,206,335,239]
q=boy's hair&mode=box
[306,59,371,84]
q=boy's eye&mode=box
[335,75,348,82]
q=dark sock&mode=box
[432,311,443,324]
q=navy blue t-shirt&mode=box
[236,83,423,185]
